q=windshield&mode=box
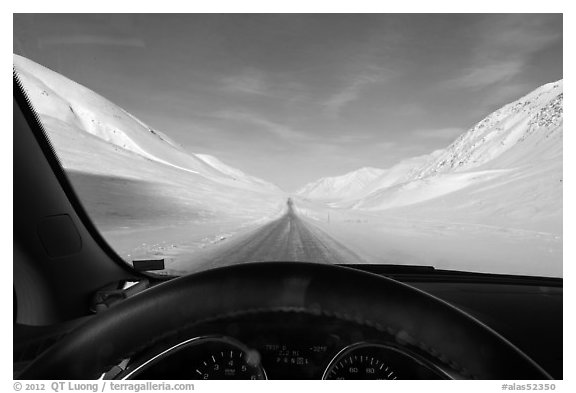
[13,14,563,278]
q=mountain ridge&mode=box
[297,79,563,216]
[13,54,281,194]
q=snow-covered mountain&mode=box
[14,54,286,237]
[296,167,385,201]
[298,80,563,227]
[13,54,281,195]
[295,152,442,201]
[410,80,563,178]
[196,154,280,193]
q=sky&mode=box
[13,14,563,191]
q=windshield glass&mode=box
[13,14,563,278]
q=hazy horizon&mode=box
[14,14,563,191]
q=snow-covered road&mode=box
[171,201,366,273]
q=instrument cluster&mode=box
[115,314,450,380]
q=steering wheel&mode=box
[17,262,551,379]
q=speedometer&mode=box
[323,342,446,380]
[323,344,398,380]
[324,354,398,380]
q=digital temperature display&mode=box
[260,343,331,379]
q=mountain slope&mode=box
[196,154,281,193]
[296,152,441,202]
[410,81,562,179]
[298,80,562,231]
[13,54,281,194]
[14,54,285,227]
[354,81,562,215]
[296,167,385,200]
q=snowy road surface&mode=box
[171,202,366,273]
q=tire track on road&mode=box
[179,202,366,273]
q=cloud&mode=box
[445,15,561,90]
[38,34,146,49]
[219,69,269,96]
[331,134,377,145]
[212,110,311,141]
[447,60,524,89]
[323,66,392,115]
[218,68,310,103]
[410,127,464,140]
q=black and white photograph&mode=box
[11,11,565,384]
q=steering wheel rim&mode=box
[17,262,552,380]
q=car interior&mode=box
[13,74,562,380]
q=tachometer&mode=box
[193,345,264,380]
[123,336,266,380]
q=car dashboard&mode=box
[114,312,449,380]
[14,266,562,380]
